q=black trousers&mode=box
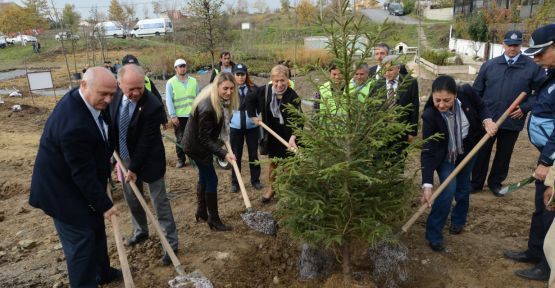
[230,127,261,185]
[54,217,111,287]
[174,117,188,162]
[528,179,555,266]
[471,129,520,190]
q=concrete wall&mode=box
[417,57,478,75]
[423,7,453,21]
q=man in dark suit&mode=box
[29,67,121,287]
[369,43,408,79]
[110,64,178,266]
[377,55,420,143]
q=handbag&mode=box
[258,84,269,155]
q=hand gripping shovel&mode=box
[113,152,212,288]
[259,121,298,153]
[224,141,277,235]
[105,185,135,288]
[401,92,528,233]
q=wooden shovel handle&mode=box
[259,121,298,153]
[113,152,185,276]
[106,186,135,288]
[224,141,252,210]
[402,92,527,233]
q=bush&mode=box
[402,0,415,14]
[421,49,455,66]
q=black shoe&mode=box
[176,160,185,168]
[161,249,178,266]
[126,233,148,246]
[252,182,263,190]
[206,193,232,231]
[490,186,503,197]
[503,250,540,263]
[97,267,122,285]
[428,242,445,252]
[195,183,208,223]
[449,226,463,235]
[230,184,239,193]
[515,266,550,281]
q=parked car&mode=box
[388,3,405,16]
[6,35,37,45]
[0,36,7,48]
[93,21,127,38]
[55,31,80,41]
[130,18,173,38]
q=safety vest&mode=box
[144,76,152,92]
[318,81,345,115]
[169,76,197,117]
[268,79,295,89]
[350,80,372,102]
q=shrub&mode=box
[421,49,455,66]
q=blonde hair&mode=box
[270,64,290,81]
[191,72,238,123]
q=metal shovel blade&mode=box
[498,176,535,196]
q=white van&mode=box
[130,18,173,38]
[94,21,127,39]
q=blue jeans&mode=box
[426,156,476,245]
[197,162,218,193]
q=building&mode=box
[160,9,186,20]
[453,0,546,18]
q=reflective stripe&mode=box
[319,81,345,115]
[169,76,197,116]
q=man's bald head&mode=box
[81,67,117,110]
[117,64,146,102]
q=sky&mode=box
[11,0,283,18]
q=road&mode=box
[360,8,420,25]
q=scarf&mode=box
[219,99,231,142]
[270,86,285,125]
[440,99,469,164]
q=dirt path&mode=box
[0,72,548,288]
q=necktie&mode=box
[387,80,395,100]
[97,114,108,145]
[240,87,247,130]
[508,59,514,65]
[119,99,130,160]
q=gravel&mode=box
[168,270,213,288]
[368,240,409,288]
[298,243,336,280]
[241,210,277,235]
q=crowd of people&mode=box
[27,23,555,287]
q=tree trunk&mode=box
[341,243,352,284]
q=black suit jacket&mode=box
[373,75,420,137]
[29,88,114,226]
[110,89,166,183]
[420,84,491,185]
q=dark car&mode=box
[388,3,404,16]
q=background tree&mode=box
[467,10,488,58]
[62,4,80,32]
[22,0,50,20]
[281,0,290,14]
[0,5,36,34]
[122,2,136,31]
[152,1,162,17]
[186,0,228,68]
[252,0,268,14]
[296,0,316,24]
[274,0,416,284]
[236,0,249,15]
[525,0,555,41]
[108,0,125,24]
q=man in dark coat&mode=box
[29,67,121,287]
[369,43,408,79]
[471,30,546,196]
[210,51,235,83]
[110,64,178,266]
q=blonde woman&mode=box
[246,64,302,203]
[182,72,238,231]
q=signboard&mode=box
[27,71,54,91]
[241,22,251,30]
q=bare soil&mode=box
[0,67,546,288]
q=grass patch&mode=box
[422,23,451,49]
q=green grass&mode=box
[422,23,451,49]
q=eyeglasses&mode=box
[235,72,246,76]
[177,64,186,68]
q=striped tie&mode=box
[119,99,130,160]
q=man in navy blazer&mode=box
[110,64,178,266]
[29,67,121,287]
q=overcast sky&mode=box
[12,0,283,18]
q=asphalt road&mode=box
[360,8,420,25]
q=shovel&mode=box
[498,175,535,196]
[401,91,528,233]
[105,185,135,288]
[259,121,298,153]
[224,141,277,235]
[113,152,212,287]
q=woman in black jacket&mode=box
[421,75,497,252]
[183,72,238,231]
[246,64,302,203]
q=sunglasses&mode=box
[177,64,186,68]
[235,72,246,76]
